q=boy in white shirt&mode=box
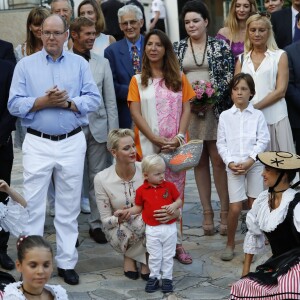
[217,73,270,261]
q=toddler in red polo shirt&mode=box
[114,154,182,293]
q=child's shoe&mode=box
[145,277,159,293]
[161,279,173,293]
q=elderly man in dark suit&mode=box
[104,4,144,129]
[0,59,16,270]
[271,0,300,48]
[285,40,300,155]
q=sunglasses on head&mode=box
[250,11,271,19]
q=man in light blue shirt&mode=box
[8,14,100,285]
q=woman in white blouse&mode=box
[230,151,300,299]
[235,13,295,153]
[94,129,179,280]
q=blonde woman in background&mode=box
[216,0,257,59]
[235,13,295,153]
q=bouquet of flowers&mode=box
[191,80,219,116]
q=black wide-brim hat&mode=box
[257,151,300,171]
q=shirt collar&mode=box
[292,6,299,20]
[42,47,65,63]
[126,35,142,52]
[245,48,273,59]
[72,47,91,61]
[230,102,254,114]
[143,179,166,189]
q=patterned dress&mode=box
[173,36,235,120]
[127,74,195,198]
[94,163,146,264]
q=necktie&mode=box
[131,45,141,74]
[293,13,300,43]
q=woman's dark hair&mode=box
[286,170,297,183]
[78,0,106,34]
[141,29,181,92]
[229,73,256,100]
[17,235,53,263]
[181,0,210,26]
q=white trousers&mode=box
[22,131,86,269]
[146,223,177,280]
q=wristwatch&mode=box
[66,100,72,109]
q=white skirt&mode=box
[0,198,28,237]
[268,116,295,152]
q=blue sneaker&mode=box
[145,277,159,293]
[161,279,173,293]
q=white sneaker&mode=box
[49,207,55,217]
[81,197,91,214]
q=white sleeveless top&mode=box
[240,49,288,125]
[91,33,110,57]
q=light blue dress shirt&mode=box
[8,48,101,135]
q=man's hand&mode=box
[47,89,69,108]
[31,87,70,112]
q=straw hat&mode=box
[257,151,300,170]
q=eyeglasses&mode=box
[42,31,66,38]
[120,20,139,27]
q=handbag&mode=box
[160,137,203,173]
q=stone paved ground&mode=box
[7,148,271,300]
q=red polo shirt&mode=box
[135,180,180,226]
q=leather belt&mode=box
[27,127,81,141]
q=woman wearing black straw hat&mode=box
[230,151,300,299]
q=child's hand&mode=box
[114,209,123,217]
[165,204,176,215]
[0,180,9,193]
[228,162,242,175]
[238,158,255,173]
[114,208,131,224]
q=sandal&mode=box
[175,245,192,264]
[219,211,228,236]
[203,210,214,236]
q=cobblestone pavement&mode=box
[7,148,270,300]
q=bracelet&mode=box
[177,133,185,140]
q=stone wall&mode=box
[0,9,30,47]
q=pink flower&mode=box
[206,87,215,98]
